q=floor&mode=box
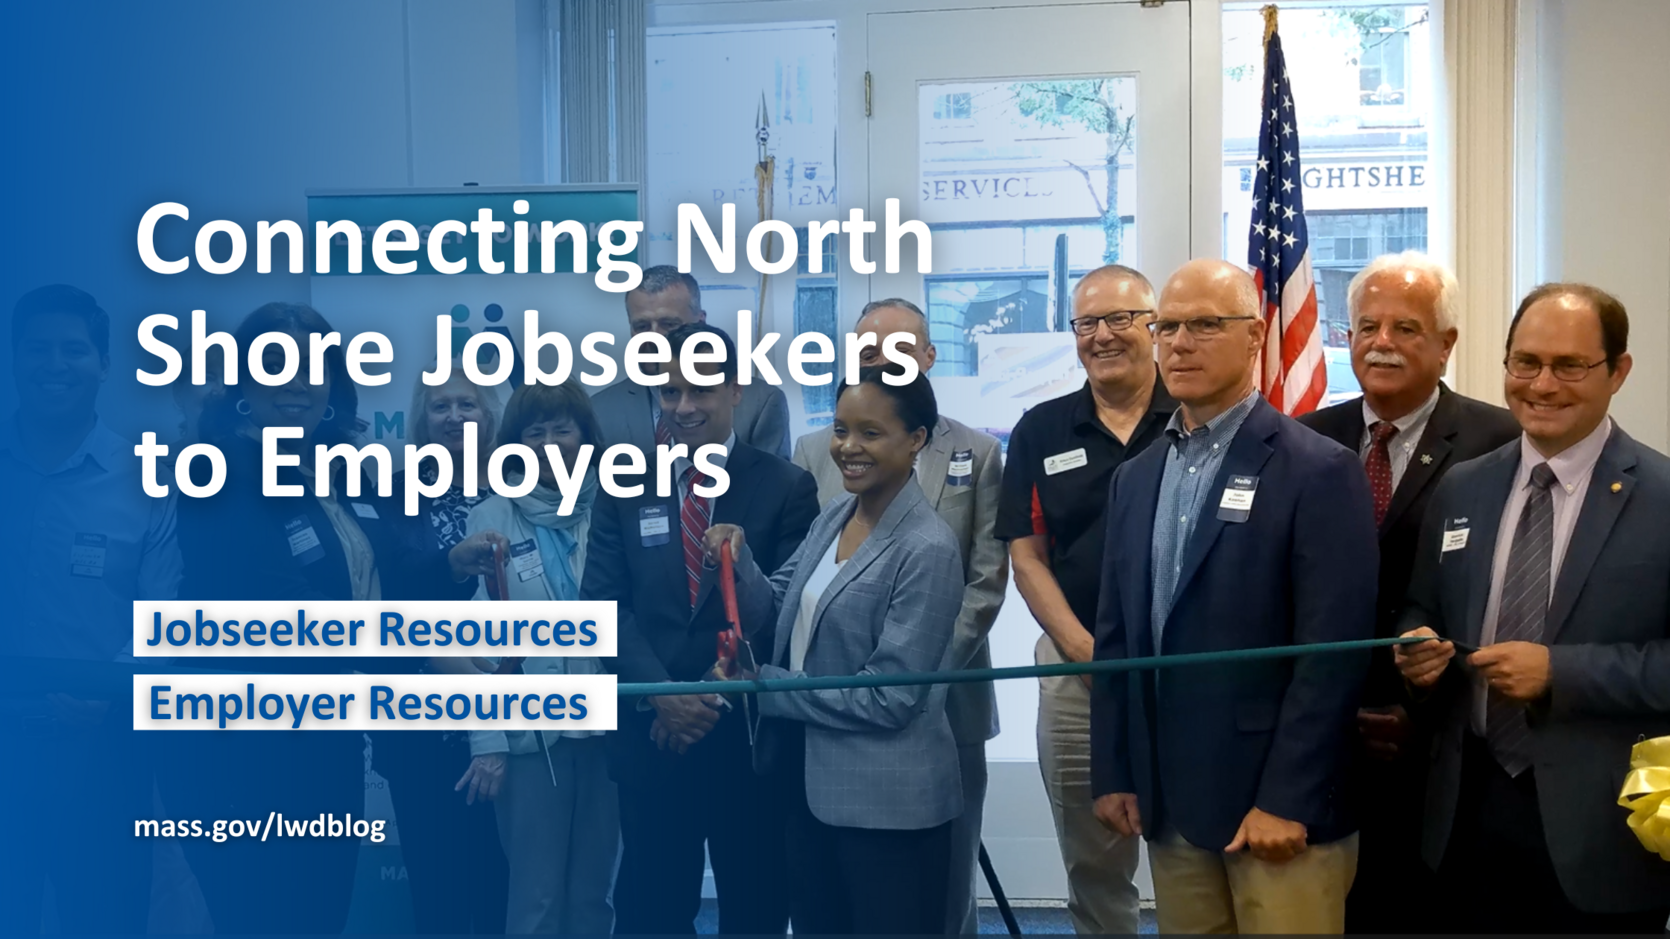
[692,900,1160,934]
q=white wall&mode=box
[0,0,528,435]
[1537,0,1670,450]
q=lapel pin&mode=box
[1611,482,1622,493]
[1419,453,1433,465]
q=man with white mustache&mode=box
[1298,251,1518,934]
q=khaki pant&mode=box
[1149,829,1359,934]
[1036,635,1142,935]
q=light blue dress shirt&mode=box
[0,416,181,661]
[1149,391,1261,655]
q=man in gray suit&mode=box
[791,298,1007,935]
[589,265,791,458]
[1396,283,1670,933]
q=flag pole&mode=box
[754,92,775,338]
[1259,4,1281,400]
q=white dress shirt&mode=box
[1358,386,1441,491]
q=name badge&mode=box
[509,538,545,582]
[351,502,379,520]
[1217,475,1258,523]
[70,532,107,579]
[639,505,672,547]
[947,449,974,487]
[1044,448,1088,476]
[284,516,326,565]
[1442,517,1470,554]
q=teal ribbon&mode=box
[618,635,1427,698]
[1,636,1431,700]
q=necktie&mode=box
[1486,462,1558,777]
[1364,421,1399,526]
[680,466,711,609]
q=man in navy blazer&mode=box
[583,322,818,935]
[1395,284,1670,933]
[1090,259,1377,934]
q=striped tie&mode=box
[1486,462,1557,777]
[680,466,710,609]
[653,397,672,448]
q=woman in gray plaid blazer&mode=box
[711,365,966,935]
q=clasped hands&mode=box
[649,522,753,756]
[1093,794,1310,863]
[1394,626,1551,701]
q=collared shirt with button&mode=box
[1150,390,1261,655]
[1469,417,1612,734]
[0,416,182,661]
[1358,385,1441,491]
[996,376,1178,630]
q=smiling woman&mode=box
[160,301,516,934]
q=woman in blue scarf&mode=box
[461,380,615,935]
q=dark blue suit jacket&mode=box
[582,442,818,787]
[1089,396,1378,850]
[1402,425,1670,913]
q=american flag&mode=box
[1248,17,1325,416]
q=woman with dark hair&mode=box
[460,380,618,935]
[166,303,505,934]
[706,364,966,935]
[375,364,511,935]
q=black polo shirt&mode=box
[996,375,1178,629]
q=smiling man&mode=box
[1394,284,1670,932]
[0,285,181,933]
[583,320,817,935]
[996,265,1174,935]
[588,265,792,458]
[1297,252,1518,934]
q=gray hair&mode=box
[857,297,932,347]
[1074,264,1157,308]
[633,265,702,311]
[1347,251,1458,332]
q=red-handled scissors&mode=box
[716,542,742,673]
[714,541,756,746]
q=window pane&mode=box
[794,281,839,425]
[1222,2,1432,406]
[919,77,1136,434]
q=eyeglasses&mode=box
[1147,315,1258,340]
[1504,355,1607,382]
[1069,310,1152,336]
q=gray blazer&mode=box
[735,476,965,830]
[589,376,792,459]
[793,416,1007,744]
[1402,425,1670,913]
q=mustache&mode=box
[1363,350,1407,368]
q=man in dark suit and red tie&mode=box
[1396,283,1670,933]
[583,322,819,934]
[1298,251,1519,933]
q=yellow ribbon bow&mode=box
[1619,736,1670,861]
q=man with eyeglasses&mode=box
[1297,252,1518,934]
[1089,259,1377,934]
[791,298,1008,936]
[589,265,792,458]
[996,264,1175,935]
[1394,284,1670,933]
